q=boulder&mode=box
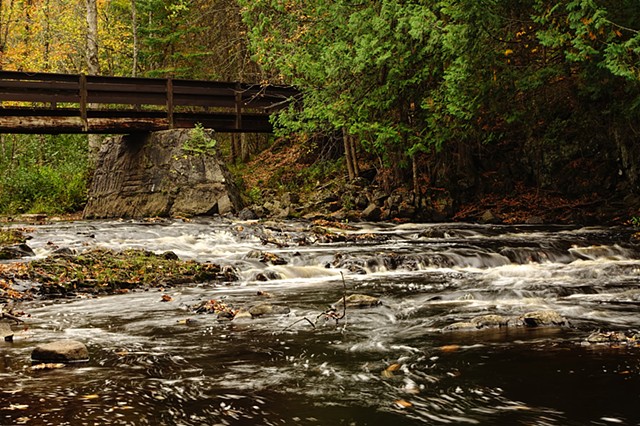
[83,129,242,219]
[0,243,35,260]
[31,340,89,363]
[518,310,567,327]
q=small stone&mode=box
[442,322,478,332]
[19,213,47,223]
[248,303,290,317]
[233,310,253,320]
[480,210,502,224]
[31,340,89,363]
[281,192,299,205]
[525,216,544,224]
[332,294,381,309]
[217,194,234,215]
[238,207,258,220]
[161,251,179,260]
[361,204,382,221]
[0,322,14,342]
[52,247,76,257]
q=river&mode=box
[1,218,639,425]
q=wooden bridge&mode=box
[0,71,298,134]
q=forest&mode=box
[0,0,639,223]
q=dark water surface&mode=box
[1,219,640,425]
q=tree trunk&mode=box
[240,134,250,163]
[131,0,138,77]
[43,0,50,70]
[412,154,419,202]
[343,128,355,181]
[85,0,99,75]
[86,0,101,160]
[350,134,359,177]
[230,134,239,163]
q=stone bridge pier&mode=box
[83,129,242,219]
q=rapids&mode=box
[1,218,640,425]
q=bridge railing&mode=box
[0,71,298,133]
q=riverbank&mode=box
[235,141,634,226]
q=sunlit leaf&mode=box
[393,399,412,409]
[81,394,100,400]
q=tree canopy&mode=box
[0,0,638,197]
[239,0,640,185]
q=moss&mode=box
[24,248,238,295]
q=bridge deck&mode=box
[0,71,297,133]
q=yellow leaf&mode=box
[30,363,65,371]
[81,394,100,400]
[504,49,514,56]
[439,345,461,352]
[8,404,29,410]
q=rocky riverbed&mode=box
[1,218,640,425]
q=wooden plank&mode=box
[0,116,85,133]
[0,112,272,133]
[0,80,78,92]
[88,91,167,105]
[0,70,79,83]
[86,82,166,94]
[0,70,296,133]
[0,92,80,103]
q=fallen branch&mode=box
[282,272,349,331]
[282,317,316,332]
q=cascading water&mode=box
[1,218,639,425]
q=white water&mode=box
[2,219,640,425]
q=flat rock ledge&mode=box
[442,310,569,332]
[31,340,89,363]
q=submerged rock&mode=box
[442,315,511,332]
[332,294,381,309]
[248,303,291,317]
[584,331,639,346]
[471,314,511,328]
[247,250,287,265]
[31,340,89,363]
[442,322,479,332]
